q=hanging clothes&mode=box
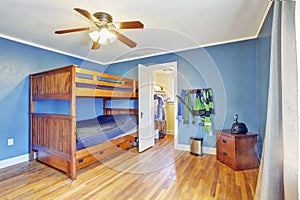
[176,90,195,124]
[154,95,165,120]
[177,90,186,121]
[154,97,158,120]
[206,88,214,114]
[183,90,190,124]
[193,89,206,116]
[203,102,212,131]
[203,89,213,132]
[184,90,195,124]
[176,88,214,132]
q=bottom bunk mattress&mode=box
[76,114,138,150]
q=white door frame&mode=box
[138,64,155,152]
[145,61,178,149]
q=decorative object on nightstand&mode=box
[216,129,258,171]
[231,114,248,134]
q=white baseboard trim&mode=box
[175,144,216,155]
[203,147,216,155]
[0,154,30,169]
[175,143,190,151]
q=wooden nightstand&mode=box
[216,129,258,171]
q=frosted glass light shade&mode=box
[89,28,117,45]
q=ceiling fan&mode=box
[55,8,144,50]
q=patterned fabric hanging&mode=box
[177,88,214,132]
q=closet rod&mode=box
[184,88,212,94]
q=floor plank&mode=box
[0,134,258,199]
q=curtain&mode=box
[255,1,298,200]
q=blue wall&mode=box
[0,28,268,161]
[105,39,258,147]
[0,37,106,160]
[256,4,273,158]
[204,40,258,146]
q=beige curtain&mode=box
[255,1,298,200]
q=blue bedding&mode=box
[76,114,138,150]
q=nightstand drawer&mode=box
[217,149,234,167]
[217,133,234,151]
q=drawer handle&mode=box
[223,152,227,156]
[222,139,227,143]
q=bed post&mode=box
[29,75,34,161]
[70,65,77,180]
[103,98,107,115]
[133,80,137,98]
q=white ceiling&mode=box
[0,0,271,65]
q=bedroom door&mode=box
[138,64,155,152]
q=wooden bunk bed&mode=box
[30,65,138,180]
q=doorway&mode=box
[138,61,178,151]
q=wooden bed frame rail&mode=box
[76,67,137,98]
[31,113,76,174]
[31,66,74,100]
[30,65,138,100]
[104,108,139,115]
[31,113,74,158]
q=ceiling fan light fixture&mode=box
[89,28,117,45]
[55,8,143,49]
[162,68,174,75]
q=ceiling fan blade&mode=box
[115,21,144,29]
[54,27,90,34]
[113,31,137,48]
[74,8,99,23]
[91,41,101,50]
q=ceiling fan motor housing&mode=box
[93,12,113,23]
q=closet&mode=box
[154,87,167,138]
[153,69,174,139]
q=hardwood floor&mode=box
[0,135,258,200]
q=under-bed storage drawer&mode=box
[76,134,136,169]
[37,151,71,173]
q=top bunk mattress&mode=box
[76,114,138,150]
